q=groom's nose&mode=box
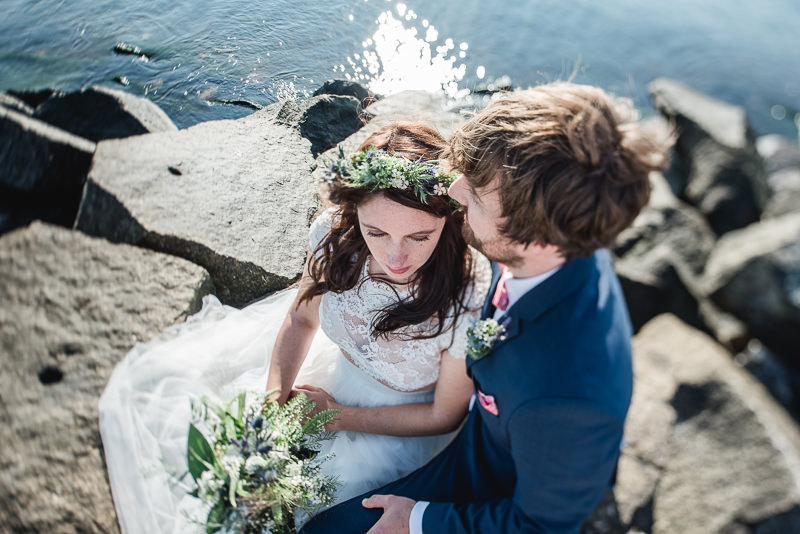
[448,174,468,205]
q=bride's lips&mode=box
[386,265,411,275]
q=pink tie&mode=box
[492,264,509,311]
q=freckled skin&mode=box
[357,194,446,284]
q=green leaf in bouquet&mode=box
[188,424,216,482]
[205,498,227,534]
[237,391,246,421]
[203,396,227,420]
[301,408,339,436]
[235,479,251,497]
[228,468,239,507]
[224,415,237,441]
[271,502,283,523]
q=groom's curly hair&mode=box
[449,82,670,260]
[299,122,476,341]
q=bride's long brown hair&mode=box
[298,122,475,340]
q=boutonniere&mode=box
[466,317,507,360]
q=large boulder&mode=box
[734,339,800,418]
[0,222,213,533]
[757,134,800,219]
[313,79,376,108]
[33,85,178,142]
[0,91,35,115]
[313,90,466,181]
[75,94,361,306]
[273,94,364,156]
[585,314,800,534]
[649,78,768,235]
[703,212,800,368]
[612,173,747,348]
[6,88,55,110]
[0,106,96,233]
[360,90,466,139]
[0,106,96,195]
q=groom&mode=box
[302,82,667,534]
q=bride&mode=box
[98,122,491,533]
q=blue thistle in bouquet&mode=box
[187,391,339,533]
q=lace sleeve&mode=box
[308,208,338,258]
[441,252,492,359]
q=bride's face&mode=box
[357,194,446,284]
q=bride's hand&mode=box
[292,384,343,429]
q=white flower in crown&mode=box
[465,318,507,360]
[389,175,410,189]
[433,182,448,196]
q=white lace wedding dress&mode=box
[99,208,491,534]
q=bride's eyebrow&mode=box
[361,223,437,236]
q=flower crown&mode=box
[327,146,459,205]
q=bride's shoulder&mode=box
[308,206,342,249]
[465,249,492,305]
[471,249,492,283]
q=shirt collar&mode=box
[493,265,561,319]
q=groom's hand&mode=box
[362,494,415,534]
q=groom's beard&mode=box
[462,222,523,267]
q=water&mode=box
[1,0,798,136]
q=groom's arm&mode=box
[420,398,624,534]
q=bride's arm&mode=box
[296,349,473,436]
[266,250,322,405]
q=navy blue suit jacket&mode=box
[302,249,634,534]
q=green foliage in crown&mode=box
[327,146,459,206]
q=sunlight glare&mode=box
[353,10,467,98]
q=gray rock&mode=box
[615,175,715,277]
[274,94,364,157]
[757,134,800,175]
[34,85,178,142]
[313,90,466,181]
[762,168,800,218]
[0,222,213,533]
[0,91,35,115]
[615,314,800,534]
[7,88,55,109]
[361,90,466,139]
[696,298,750,355]
[756,135,800,219]
[613,173,718,333]
[1,106,96,233]
[614,244,704,333]
[75,104,322,306]
[734,340,799,417]
[313,79,376,108]
[649,78,768,235]
[703,212,800,366]
[1,106,96,194]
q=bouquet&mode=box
[187,391,340,533]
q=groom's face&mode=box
[448,175,523,266]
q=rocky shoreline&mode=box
[2,79,799,533]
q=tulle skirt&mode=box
[99,288,455,534]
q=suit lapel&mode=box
[512,254,596,322]
[480,261,503,320]
[469,253,598,371]
[468,262,504,376]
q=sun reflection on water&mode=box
[339,4,470,99]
